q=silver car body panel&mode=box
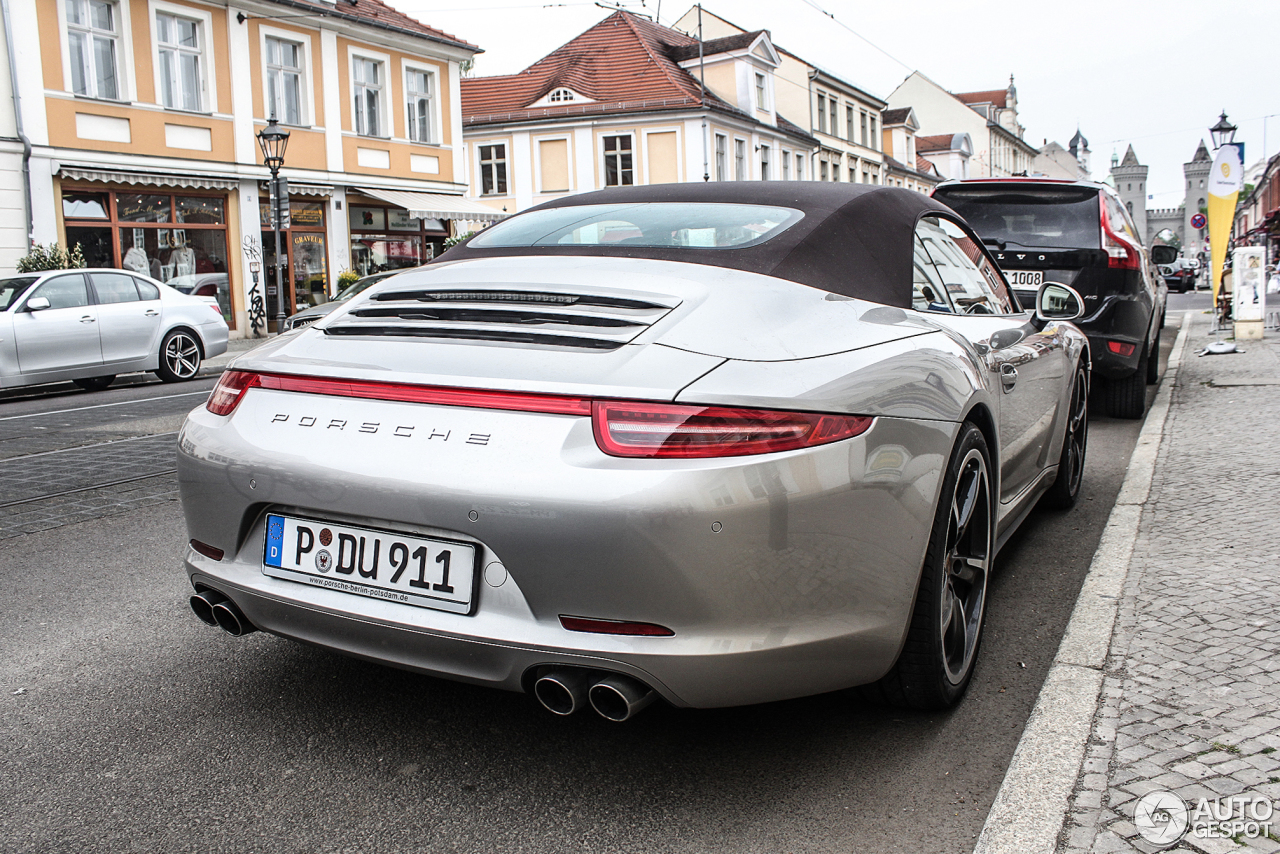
[179,255,1086,708]
[0,270,228,389]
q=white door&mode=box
[91,271,162,363]
[14,273,103,374]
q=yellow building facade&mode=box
[9,0,496,335]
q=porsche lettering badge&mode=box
[269,413,491,446]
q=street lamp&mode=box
[256,117,290,332]
[1209,111,1237,150]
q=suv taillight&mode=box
[1100,196,1141,270]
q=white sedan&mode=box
[0,268,228,392]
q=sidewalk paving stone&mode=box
[1057,315,1280,853]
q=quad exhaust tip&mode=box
[189,589,257,637]
[533,668,656,721]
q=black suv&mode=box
[933,179,1166,418]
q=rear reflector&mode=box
[1106,340,1136,356]
[559,615,674,637]
[189,539,224,561]
[593,400,873,458]
[205,371,873,459]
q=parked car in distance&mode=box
[933,178,1165,419]
[0,268,228,392]
[181,183,1091,720]
[281,271,401,331]
[1151,245,1194,293]
[168,272,232,320]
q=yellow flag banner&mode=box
[1207,144,1243,305]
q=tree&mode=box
[16,243,86,273]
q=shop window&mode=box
[479,144,507,195]
[156,11,204,111]
[265,36,303,125]
[62,191,109,219]
[61,188,233,326]
[348,202,441,277]
[353,57,383,137]
[66,0,120,100]
[117,193,171,223]
[406,69,434,144]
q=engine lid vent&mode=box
[324,288,679,350]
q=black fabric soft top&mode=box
[435,182,958,309]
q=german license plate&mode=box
[1004,270,1043,288]
[263,514,477,614]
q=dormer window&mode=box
[548,88,575,103]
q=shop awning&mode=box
[59,166,240,191]
[353,188,507,222]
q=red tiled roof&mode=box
[461,10,812,143]
[916,154,940,176]
[266,0,479,53]
[954,89,1008,108]
[919,134,963,153]
[463,12,700,118]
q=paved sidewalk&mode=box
[1056,316,1280,853]
[200,334,270,374]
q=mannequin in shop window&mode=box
[123,236,149,274]
[171,236,196,278]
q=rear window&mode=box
[468,203,803,250]
[934,187,1100,251]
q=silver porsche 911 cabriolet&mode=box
[178,183,1090,720]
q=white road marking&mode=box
[0,390,209,422]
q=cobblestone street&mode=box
[1062,316,1280,854]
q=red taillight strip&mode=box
[206,371,874,459]
[208,370,591,417]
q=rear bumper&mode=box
[199,319,229,358]
[178,392,957,708]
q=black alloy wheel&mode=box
[1042,361,1089,510]
[156,330,202,383]
[73,375,116,392]
[863,423,993,710]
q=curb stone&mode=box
[972,311,1195,854]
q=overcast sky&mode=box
[400,0,1279,204]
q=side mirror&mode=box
[26,296,50,312]
[1034,282,1084,324]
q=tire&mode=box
[1104,342,1147,419]
[73,375,116,392]
[863,423,993,710]
[155,329,202,383]
[1145,337,1159,385]
[1041,362,1088,510]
